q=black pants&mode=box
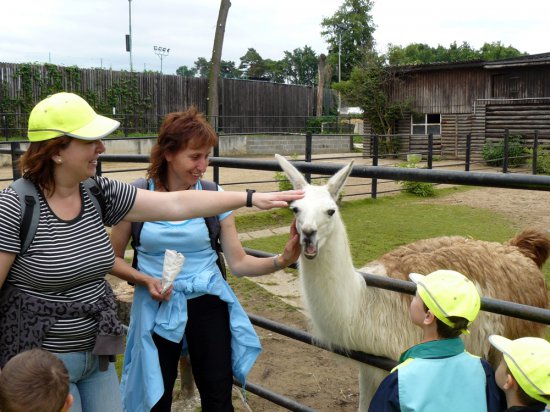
[151,294,234,412]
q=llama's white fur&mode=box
[275,154,550,412]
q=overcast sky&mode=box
[2,0,549,75]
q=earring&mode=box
[55,158,62,164]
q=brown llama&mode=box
[275,154,550,412]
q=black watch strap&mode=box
[246,189,256,207]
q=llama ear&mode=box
[275,154,308,190]
[326,161,354,201]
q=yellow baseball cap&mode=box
[409,269,481,334]
[27,92,120,142]
[489,335,550,405]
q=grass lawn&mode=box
[238,186,539,276]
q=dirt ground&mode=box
[4,156,550,411]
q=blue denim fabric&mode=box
[54,352,122,412]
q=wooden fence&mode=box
[0,62,336,135]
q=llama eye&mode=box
[327,209,335,216]
[291,206,299,214]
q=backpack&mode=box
[130,178,227,279]
[10,178,105,255]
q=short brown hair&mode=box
[0,349,70,412]
[147,107,217,191]
[19,136,73,196]
[422,302,469,338]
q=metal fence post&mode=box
[305,132,312,183]
[124,113,129,137]
[465,133,471,172]
[532,130,539,175]
[96,159,103,177]
[10,141,21,180]
[372,134,379,199]
[503,129,509,173]
[427,133,433,169]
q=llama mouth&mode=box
[303,242,318,259]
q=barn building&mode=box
[365,52,550,160]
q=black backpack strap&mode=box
[129,178,148,269]
[82,178,105,222]
[9,178,40,255]
[200,179,227,279]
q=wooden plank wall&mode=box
[441,113,472,159]
[0,62,326,134]
[388,68,488,114]
[485,104,550,143]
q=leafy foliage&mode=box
[527,148,550,175]
[305,116,338,134]
[386,41,525,66]
[482,135,527,167]
[399,160,436,197]
[334,52,410,135]
[321,0,376,81]
[176,65,197,77]
[282,46,318,86]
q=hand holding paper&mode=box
[161,249,185,294]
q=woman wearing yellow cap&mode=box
[0,92,303,412]
[369,269,506,412]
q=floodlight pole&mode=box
[128,0,133,72]
[154,46,170,74]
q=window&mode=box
[411,113,441,135]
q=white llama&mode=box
[275,154,550,412]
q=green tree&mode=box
[387,41,525,66]
[239,48,267,79]
[479,41,525,60]
[282,45,318,86]
[263,59,286,83]
[194,57,211,78]
[334,51,410,136]
[176,65,197,77]
[220,60,241,78]
[321,0,376,81]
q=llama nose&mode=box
[302,228,316,238]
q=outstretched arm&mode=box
[221,218,301,277]
[124,189,304,223]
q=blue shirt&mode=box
[369,338,506,412]
[119,181,261,412]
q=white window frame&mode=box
[411,113,441,135]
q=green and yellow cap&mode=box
[28,92,119,142]
[409,269,481,334]
[489,335,550,405]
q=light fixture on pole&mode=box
[153,46,170,74]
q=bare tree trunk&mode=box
[316,54,326,117]
[207,0,231,130]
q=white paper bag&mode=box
[161,249,185,294]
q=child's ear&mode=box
[502,372,517,391]
[61,394,73,412]
[424,310,437,326]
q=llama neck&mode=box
[299,218,365,342]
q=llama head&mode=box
[275,154,353,259]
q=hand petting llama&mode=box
[275,154,550,412]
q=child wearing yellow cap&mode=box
[489,335,550,411]
[369,269,506,412]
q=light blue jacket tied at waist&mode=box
[120,269,262,412]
